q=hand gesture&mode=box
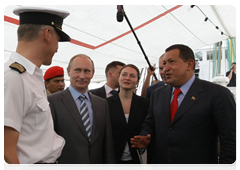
[130,134,151,148]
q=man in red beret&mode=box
[44,66,65,95]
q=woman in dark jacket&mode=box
[107,64,149,164]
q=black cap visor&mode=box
[53,26,71,42]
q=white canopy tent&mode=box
[4,5,236,84]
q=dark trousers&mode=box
[117,160,142,170]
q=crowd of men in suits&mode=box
[4,6,236,164]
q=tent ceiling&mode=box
[4,5,236,82]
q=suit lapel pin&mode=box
[191,96,196,100]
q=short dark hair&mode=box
[165,44,195,70]
[45,75,64,83]
[105,61,125,77]
[119,64,140,81]
[232,62,236,65]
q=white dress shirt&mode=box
[4,52,65,164]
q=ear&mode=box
[43,28,52,42]
[67,67,71,77]
[187,59,195,71]
[91,70,95,79]
[108,71,113,78]
[44,81,49,88]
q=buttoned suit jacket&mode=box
[141,77,236,164]
[107,93,149,163]
[89,85,106,99]
[146,81,165,100]
[48,88,116,164]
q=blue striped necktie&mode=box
[79,94,91,141]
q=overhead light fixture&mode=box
[190,5,230,38]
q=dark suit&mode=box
[107,93,149,163]
[48,88,115,164]
[226,71,236,87]
[89,85,106,98]
[146,81,165,100]
[141,78,236,164]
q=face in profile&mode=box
[231,63,236,71]
[43,28,60,66]
[159,57,167,83]
[67,56,94,93]
[110,65,124,88]
[119,66,139,91]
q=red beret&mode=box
[44,66,64,80]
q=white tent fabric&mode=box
[4,5,236,83]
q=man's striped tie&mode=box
[79,94,91,141]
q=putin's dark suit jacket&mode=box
[48,88,115,164]
[141,77,236,164]
[107,93,149,163]
[89,85,106,98]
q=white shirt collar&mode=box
[104,84,118,95]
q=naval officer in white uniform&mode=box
[4,6,71,164]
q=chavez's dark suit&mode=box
[107,93,149,163]
[141,77,236,164]
[89,85,106,98]
[48,88,115,164]
[146,81,165,100]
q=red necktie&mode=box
[170,88,182,122]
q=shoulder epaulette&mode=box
[9,62,26,74]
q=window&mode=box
[207,51,213,60]
[194,51,203,61]
[207,50,224,60]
